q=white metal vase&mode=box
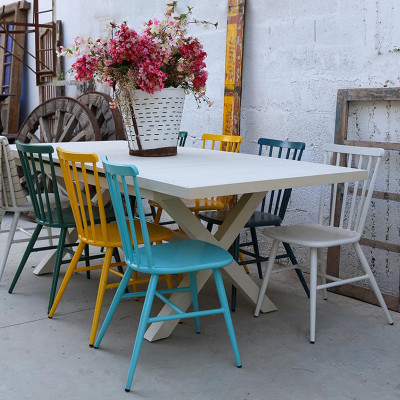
[119,87,185,157]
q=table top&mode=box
[11,140,367,199]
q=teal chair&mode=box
[8,142,115,312]
[94,156,242,392]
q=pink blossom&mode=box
[61,3,214,106]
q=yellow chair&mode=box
[150,133,247,274]
[150,133,243,224]
[48,148,174,346]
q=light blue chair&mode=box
[94,156,242,392]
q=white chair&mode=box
[254,143,394,343]
[0,136,64,282]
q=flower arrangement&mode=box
[59,1,216,107]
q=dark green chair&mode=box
[198,138,310,310]
[178,130,188,147]
[8,141,115,312]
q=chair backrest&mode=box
[56,147,109,243]
[178,131,188,147]
[258,138,306,218]
[102,156,153,270]
[320,143,384,234]
[199,134,243,210]
[1,136,28,209]
[16,141,63,225]
[201,133,242,153]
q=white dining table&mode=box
[11,140,367,342]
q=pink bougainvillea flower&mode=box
[61,2,215,107]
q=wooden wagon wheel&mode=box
[17,97,102,143]
[78,91,125,141]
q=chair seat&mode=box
[130,240,233,275]
[79,220,173,248]
[262,224,361,248]
[199,210,283,228]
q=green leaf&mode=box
[116,65,129,74]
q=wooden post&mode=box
[223,0,245,137]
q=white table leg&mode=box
[144,192,277,342]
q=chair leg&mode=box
[189,271,200,333]
[8,224,43,293]
[249,227,263,279]
[48,227,67,313]
[94,267,134,349]
[309,248,318,344]
[48,241,86,317]
[353,242,393,325]
[254,239,280,316]
[125,274,159,392]
[317,248,327,300]
[165,274,175,289]
[282,241,310,298]
[154,207,163,224]
[213,268,242,367]
[85,244,91,279]
[113,248,124,274]
[206,222,213,232]
[0,211,20,282]
[230,236,240,312]
[89,247,114,347]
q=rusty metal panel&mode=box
[223,0,245,137]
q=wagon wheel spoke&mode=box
[59,116,79,142]
[54,110,66,142]
[70,130,87,142]
[38,117,53,143]
[78,91,124,140]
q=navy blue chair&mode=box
[94,156,242,392]
[198,138,310,310]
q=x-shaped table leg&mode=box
[144,191,277,342]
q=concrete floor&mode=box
[0,213,399,400]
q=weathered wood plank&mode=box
[222,0,245,136]
[344,139,400,151]
[331,86,400,311]
[330,284,398,312]
[360,238,400,253]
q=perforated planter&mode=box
[119,88,185,157]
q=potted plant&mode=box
[59,1,216,156]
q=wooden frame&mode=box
[38,20,63,103]
[0,1,30,137]
[328,87,400,312]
